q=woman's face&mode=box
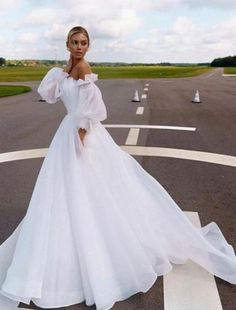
[67,32,89,60]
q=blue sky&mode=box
[0,0,236,63]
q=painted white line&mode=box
[0,149,47,163]
[136,107,144,115]
[103,124,196,131]
[18,308,34,310]
[145,83,149,87]
[120,146,236,167]
[164,211,223,310]
[144,88,148,91]
[125,128,140,145]
[222,74,236,77]
[1,146,236,167]
[141,94,147,99]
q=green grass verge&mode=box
[0,66,47,82]
[224,67,236,74]
[0,65,212,81]
[92,66,212,79]
[0,85,32,97]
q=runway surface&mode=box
[0,67,235,309]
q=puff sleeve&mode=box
[74,75,107,132]
[37,67,69,104]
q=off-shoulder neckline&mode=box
[66,72,98,84]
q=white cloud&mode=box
[17,32,38,44]
[0,34,5,44]
[15,7,62,28]
[0,0,20,12]
[145,0,236,10]
[92,9,142,39]
[1,0,236,62]
[103,15,236,63]
[183,0,236,9]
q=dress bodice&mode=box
[37,67,107,132]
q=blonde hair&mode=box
[66,26,90,47]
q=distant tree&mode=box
[0,57,6,66]
[197,63,210,66]
[211,56,236,67]
[159,62,172,66]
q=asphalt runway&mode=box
[0,67,235,309]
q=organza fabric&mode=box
[0,67,235,310]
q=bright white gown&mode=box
[0,67,236,310]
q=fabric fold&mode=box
[37,67,69,104]
[1,65,235,310]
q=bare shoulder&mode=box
[73,60,92,80]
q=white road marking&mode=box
[120,146,236,167]
[125,128,140,145]
[144,88,148,91]
[145,83,149,87]
[164,211,223,310]
[1,146,236,167]
[0,149,47,163]
[222,74,236,77]
[141,94,147,99]
[104,124,196,131]
[136,107,144,115]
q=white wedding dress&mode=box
[0,67,236,310]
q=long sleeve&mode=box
[37,67,69,104]
[73,75,107,132]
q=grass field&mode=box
[0,65,212,82]
[93,66,212,78]
[0,85,32,97]
[0,67,46,82]
[224,67,236,74]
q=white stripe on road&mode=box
[145,83,149,87]
[141,94,147,99]
[120,146,236,167]
[104,124,196,131]
[222,74,236,77]
[1,146,236,167]
[144,88,148,91]
[164,211,223,310]
[0,149,47,163]
[136,107,144,115]
[125,128,140,145]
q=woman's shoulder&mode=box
[73,60,92,80]
[75,59,91,70]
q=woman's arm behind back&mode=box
[70,61,93,144]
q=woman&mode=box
[0,26,235,310]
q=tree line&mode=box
[1,56,236,67]
[211,56,236,67]
[0,58,210,67]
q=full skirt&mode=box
[0,114,236,310]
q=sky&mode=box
[0,0,236,63]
